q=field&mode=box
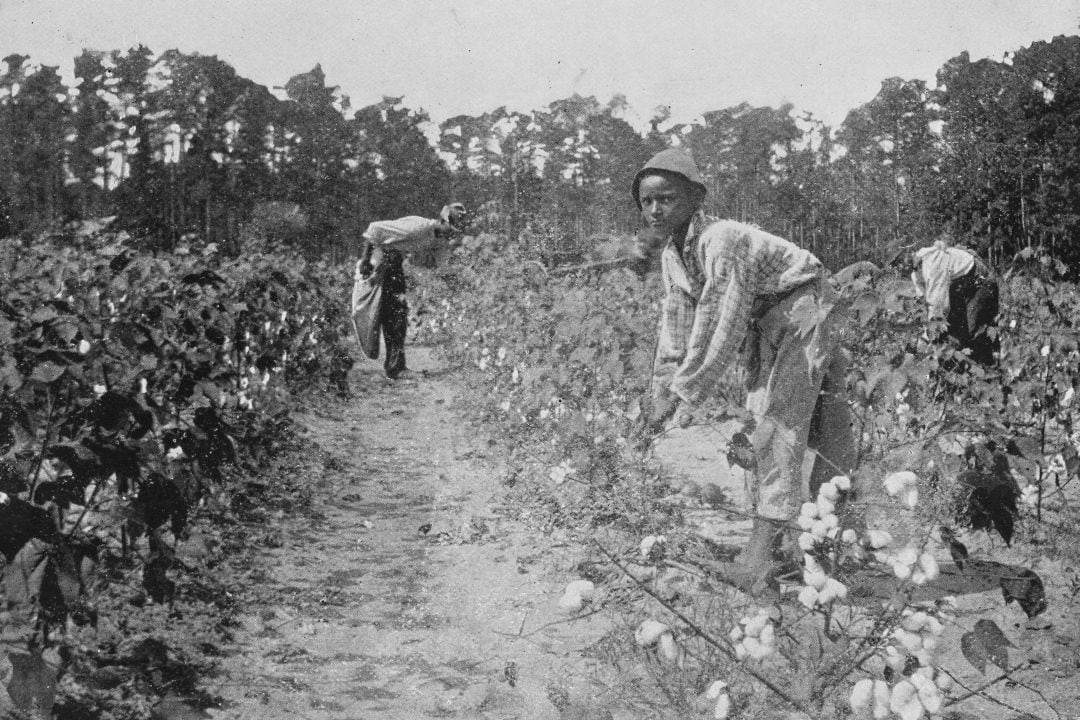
[1,229,1079,719]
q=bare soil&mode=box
[207,348,616,720]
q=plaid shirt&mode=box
[654,213,825,404]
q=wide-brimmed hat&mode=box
[631,148,707,208]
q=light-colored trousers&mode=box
[745,280,857,521]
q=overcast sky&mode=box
[2,0,1079,129]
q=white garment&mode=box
[362,216,440,253]
[912,243,975,318]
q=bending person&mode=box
[910,236,999,365]
[357,203,466,379]
[634,149,856,591]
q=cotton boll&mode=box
[902,486,919,509]
[803,568,828,590]
[872,680,892,719]
[866,530,893,549]
[743,612,768,638]
[635,619,671,647]
[758,623,775,648]
[902,611,929,633]
[729,625,744,643]
[820,578,848,603]
[640,535,666,559]
[831,475,852,491]
[842,528,859,544]
[798,532,817,551]
[917,682,943,713]
[713,693,731,719]
[934,672,952,691]
[705,681,728,700]
[850,678,874,712]
[895,629,923,653]
[565,580,595,602]
[884,645,907,674]
[819,482,840,501]
[910,568,928,585]
[889,680,923,720]
[558,591,584,613]
[893,561,913,580]
[798,585,820,608]
[658,632,680,664]
[897,547,919,566]
[797,513,817,531]
[918,553,939,581]
[811,519,831,539]
[884,471,917,496]
[816,495,836,517]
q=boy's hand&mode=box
[637,393,680,435]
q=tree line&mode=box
[2,35,1079,268]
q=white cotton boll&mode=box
[822,512,839,530]
[821,578,848,603]
[921,635,938,652]
[850,679,875,712]
[635,620,670,647]
[831,475,852,491]
[885,645,907,673]
[872,680,892,719]
[884,471,918,497]
[902,486,919,509]
[713,693,731,719]
[897,546,919,566]
[798,585,820,608]
[743,613,768,638]
[565,580,595,602]
[93,383,107,397]
[918,553,939,581]
[558,591,584,613]
[910,569,928,586]
[811,519,830,540]
[1041,344,1051,357]
[866,529,893,549]
[925,617,944,637]
[819,482,840,501]
[758,623,774,648]
[917,681,943,713]
[841,528,859,544]
[800,501,819,520]
[658,632,680,663]
[729,625,744,643]
[706,681,728,700]
[934,672,952,691]
[902,611,929,633]
[817,495,836,517]
[896,629,923,653]
[734,642,749,661]
[889,680,924,720]
[797,513,817,531]
[894,561,913,580]
[798,532,817,551]
[640,535,666,559]
[803,569,828,591]
[78,339,91,354]
[1063,387,1075,407]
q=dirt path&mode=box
[209,348,614,720]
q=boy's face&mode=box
[637,174,697,238]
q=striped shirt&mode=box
[654,213,825,404]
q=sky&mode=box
[1,0,1079,130]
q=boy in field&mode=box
[634,149,856,590]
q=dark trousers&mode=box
[946,269,999,365]
[379,250,408,378]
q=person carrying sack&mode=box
[352,204,466,380]
[632,149,857,594]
